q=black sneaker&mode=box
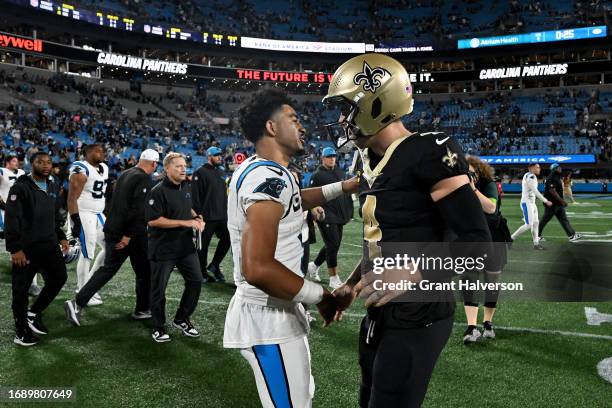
[64,299,82,326]
[27,312,48,335]
[14,327,40,347]
[152,328,171,343]
[207,264,225,282]
[172,318,200,337]
[201,270,217,283]
[131,310,152,320]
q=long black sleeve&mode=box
[5,184,24,253]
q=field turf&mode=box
[0,195,610,407]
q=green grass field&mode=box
[0,195,611,407]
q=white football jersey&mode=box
[0,168,25,201]
[224,156,307,348]
[69,160,109,213]
[521,171,547,203]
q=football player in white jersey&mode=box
[224,88,358,408]
[0,155,26,233]
[511,163,552,249]
[68,144,108,306]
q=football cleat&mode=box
[172,319,200,337]
[482,321,496,339]
[307,262,321,282]
[27,311,48,335]
[463,326,482,344]
[152,329,171,343]
[64,299,81,326]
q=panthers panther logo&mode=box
[254,177,287,199]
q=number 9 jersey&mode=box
[69,160,109,214]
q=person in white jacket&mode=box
[511,163,552,249]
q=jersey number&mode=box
[92,180,106,199]
[362,195,382,260]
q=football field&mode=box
[0,195,610,407]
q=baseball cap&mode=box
[140,149,159,162]
[550,163,560,171]
[207,146,223,156]
[322,147,336,157]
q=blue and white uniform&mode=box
[224,156,314,408]
[69,160,108,293]
[511,171,549,245]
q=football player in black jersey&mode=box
[323,54,492,407]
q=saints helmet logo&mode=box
[442,147,458,168]
[353,62,390,93]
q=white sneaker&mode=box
[569,233,582,242]
[87,293,103,307]
[307,262,321,282]
[329,275,342,290]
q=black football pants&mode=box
[76,234,151,312]
[538,204,575,237]
[197,220,230,271]
[12,244,67,330]
[359,316,453,408]
[314,222,344,268]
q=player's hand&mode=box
[545,201,553,207]
[342,176,360,194]
[356,266,422,308]
[70,213,82,239]
[331,283,357,321]
[60,240,70,253]
[11,250,28,267]
[312,206,325,221]
[316,289,338,327]
[115,236,131,250]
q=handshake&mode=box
[314,266,423,326]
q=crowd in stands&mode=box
[74,0,608,44]
[1,69,612,184]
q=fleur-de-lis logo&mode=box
[353,62,390,93]
[442,147,458,168]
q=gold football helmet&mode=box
[322,53,414,148]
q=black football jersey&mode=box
[358,131,469,328]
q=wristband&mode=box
[292,280,324,305]
[321,181,344,202]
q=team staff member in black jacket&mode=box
[538,163,582,242]
[308,147,353,289]
[7,152,69,346]
[192,146,230,282]
[145,152,205,343]
[64,149,159,326]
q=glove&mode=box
[70,213,82,240]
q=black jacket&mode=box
[104,166,155,241]
[192,163,227,221]
[544,172,565,205]
[5,174,66,253]
[309,165,353,225]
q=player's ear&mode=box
[265,119,276,138]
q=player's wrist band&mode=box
[322,181,344,202]
[293,280,324,305]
